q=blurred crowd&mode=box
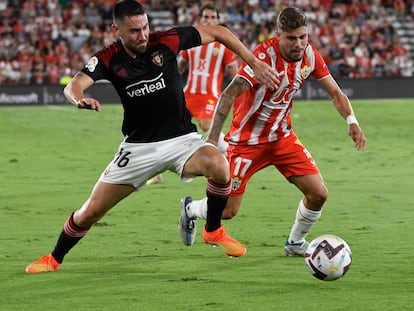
[0,0,413,85]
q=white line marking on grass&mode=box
[46,105,75,112]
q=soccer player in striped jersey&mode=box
[180,7,367,256]
[179,3,238,153]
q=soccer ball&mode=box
[304,234,352,281]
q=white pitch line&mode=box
[46,105,76,112]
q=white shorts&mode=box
[98,132,212,190]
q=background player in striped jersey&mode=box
[180,7,367,256]
[25,0,279,273]
[179,3,238,154]
[147,3,238,186]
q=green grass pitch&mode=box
[0,99,413,310]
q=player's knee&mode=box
[307,188,328,208]
[221,199,241,219]
[207,155,230,183]
[222,207,239,220]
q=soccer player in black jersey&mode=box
[25,0,278,273]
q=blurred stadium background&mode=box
[0,0,413,101]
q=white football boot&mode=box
[178,197,197,245]
[284,240,309,256]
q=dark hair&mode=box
[113,0,146,24]
[276,7,307,32]
[199,2,220,19]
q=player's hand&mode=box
[76,98,101,111]
[348,124,367,151]
[251,59,281,90]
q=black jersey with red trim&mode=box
[81,27,202,143]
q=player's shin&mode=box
[51,212,92,263]
[287,199,322,243]
[205,179,231,232]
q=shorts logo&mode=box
[206,100,215,113]
[86,56,98,72]
[232,177,242,191]
[151,51,163,67]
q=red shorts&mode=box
[185,94,217,121]
[227,133,320,195]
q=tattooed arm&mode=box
[207,77,251,146]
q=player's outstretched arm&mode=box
[319,75,367,151]
[207,77,250,146]
[194,24,277,90]
[63,72,101,112]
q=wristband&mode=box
[346,115,359,126]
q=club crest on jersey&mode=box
[86,56,98,72]
[300,65,311,79]
[151,51,163,67]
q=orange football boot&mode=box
[25,254,60,273]
[203,225,246,257]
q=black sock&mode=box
[205,179,231,232]
[51,232,83,263]
[51,212,91,263]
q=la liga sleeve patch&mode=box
[86,56,98,73]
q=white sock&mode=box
[188,198,208,219]
[288,199,321,243]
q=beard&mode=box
[288,49,304,62]
[122,39,148,56]
[130,42,147,55]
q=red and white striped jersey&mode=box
[227,38,330,145]
[181,42,237,98]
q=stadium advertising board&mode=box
[0,78,413,106]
